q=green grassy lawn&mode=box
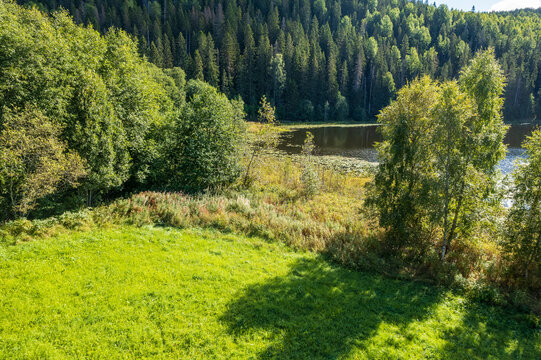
[0,226,538,359]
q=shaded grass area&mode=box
[0,226,538,359]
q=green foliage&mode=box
[506,129,541,289]
[300,131,320,197]
[0,1,191,215]
[167,80,246,192]
[1,0,538,310]
[432,81,478,261]
[335,92,349,122]
[163,67,186,108]
[297,99,315,121]
[301,131,317,158]
[192,50,204,81]
[243,96,280,186]
[436,50,507,261]
[0,107,85,219]
[270,53,286,108]
[369,50,508,264]
[68,69,130,195]
[459,49,508,171]
[103,29,177,185]
[0,225,538,358]
[368,76,440,254]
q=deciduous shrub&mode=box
[505,129,541,291]
[166,80,246,192]
[0,107,86,219]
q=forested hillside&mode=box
[19,0,541,121]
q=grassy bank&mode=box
[1,151,538,311]
[0,225,538,359]
[0,154,372,252]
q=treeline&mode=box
[0,1,245,221]
[19,0,541,121]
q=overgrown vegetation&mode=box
[1,154,371,253]
[367,49,540,303]
[506,129,541,291]
[242,95,280,186]
[368,49,507,265]
[163,80,246,192]
[0,106,86,218]
[1,0,540,309]
[0,1,247,217]
[2,147,539,311]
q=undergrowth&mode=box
[1,154,539,313]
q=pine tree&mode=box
[203,34,219,86]
[176,33,188,68]
[163,34,174,68]
[270,53,286,107]
[241,24,256,106]
[26,0,541,122]
[150,41,163,67]
[193,50,204,81]
[327,49,338,103]
[256,32,272,97]
[221,31,239,92]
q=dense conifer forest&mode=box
[18,0,541,121]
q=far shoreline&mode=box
[273,119,539,130]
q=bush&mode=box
[301,165,320,197]
[505,129,541,291]
[166,80,247,192]
[0,107,86,220]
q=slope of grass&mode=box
[0,226,538,359]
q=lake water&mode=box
[279,124,537,175]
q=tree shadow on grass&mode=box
[220,257,445,359]
[439,302,541,359]
[222,256,541,359]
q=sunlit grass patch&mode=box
[0,226,538,359]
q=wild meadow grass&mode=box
[0,152,539,358]
[0,225,538,359]
[2,154,538,309]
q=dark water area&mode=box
[279,123,538,174]
[504,123,538,147]
[279,125,381,155]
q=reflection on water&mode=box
[279,124,537,174]
[279,125,381,156]
[504,124,537,147]
[500,148,526,175]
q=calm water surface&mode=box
[279,124,537,174]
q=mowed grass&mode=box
[0,226,538,359]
